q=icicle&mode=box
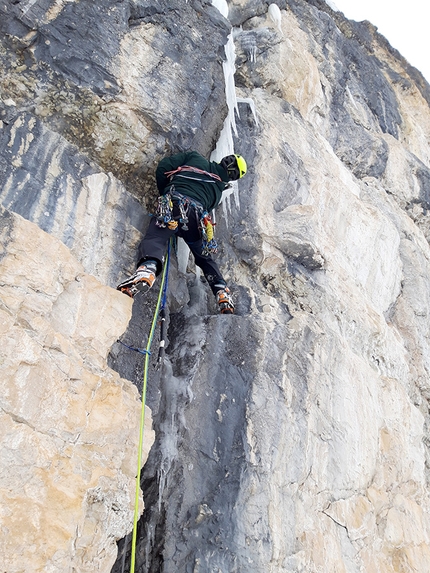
[157,467,166,512]
[237,97,259,126]
[239,32,258,63]
[210,29,240,219]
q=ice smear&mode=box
[144,524,154,571]
[248,45,257,63]
[157,429,178,511]
[177,237,190,275]
[211,0,228,19]
[191,266,206,311]
[190,282,207,316]
[223,32,239,138]
[155,361,184,509]
[211,32,238,165]
[210,31,240,216]
[268,3,283,34]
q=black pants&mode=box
[137,202,227,295]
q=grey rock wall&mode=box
[2,0,430,572]
[0,0,229,197]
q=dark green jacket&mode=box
[155,151,230,211]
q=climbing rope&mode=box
[125,243,171,573]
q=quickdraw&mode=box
[154,191,189,230]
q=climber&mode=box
[117,150,247,314]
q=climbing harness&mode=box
[118,242,171,573]
[154,189,218,256]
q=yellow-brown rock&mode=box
[0,207,154,573]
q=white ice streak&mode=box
[177,237,190,275]
[211,30,239,161]
[185,267,208,315]
[156,361,182,509]
[208,10,257,218]
[223,32,239,138]
[211,0,229,19]
[268,3,283,34]
[210,31,240,214]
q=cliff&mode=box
[1,1,430,572]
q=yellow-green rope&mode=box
[129,248,170,573]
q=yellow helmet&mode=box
[220,154,247,180]
[234,154,247,178]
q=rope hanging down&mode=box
[127,242,171,573]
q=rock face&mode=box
[2,0,430,572]
[0,205,154,572]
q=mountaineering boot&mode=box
[116,263,156,298]
[216,287,234,314]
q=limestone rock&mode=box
[2,0,430,573]
[0,206,154,573]
[0,0,229,198]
